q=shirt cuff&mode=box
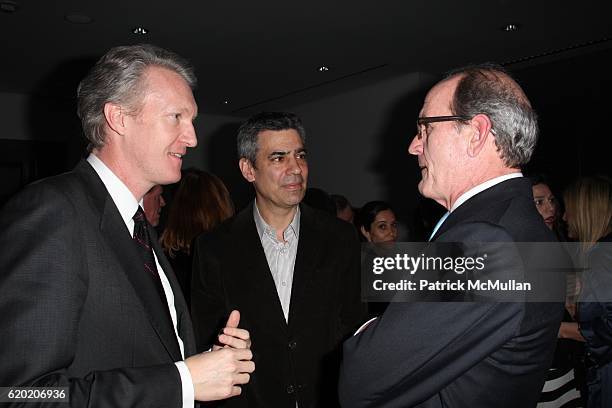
[175,361,195,408]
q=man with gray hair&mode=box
[191,111,364,408]
[339,64,564,407]
[0,44,253,407]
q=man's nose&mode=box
[288,156,304,175]
[408,134,422,156]
[182,122,197,148]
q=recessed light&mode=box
[132,27,148,35]
[318,66,330,72]
[222,100,230,105]
[65,13,93,24]
[502,23,519,32]
[0,0,19,13]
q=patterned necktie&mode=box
[132,206,168,305]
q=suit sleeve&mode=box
[338,225,368,339]
[0,184,183,408]
[191,234,228,352]
[338,223,528,407]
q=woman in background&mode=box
[160,168,234,308]
[357,201,398,317]
[530,175,585,407]
[564,175,612,407]
[357,201,398,243]
[530,174,566,240]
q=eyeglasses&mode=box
[416,115,471,140]
[415,115,497,140]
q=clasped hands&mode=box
[185,310,255,401]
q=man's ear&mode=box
[467,113,493,157]
[103,102,127,136]
[239,158,256,182]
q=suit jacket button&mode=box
[288,341,297,350]
[286,385,295,394]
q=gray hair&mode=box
[77,44,196,151]
[237,112,306,166]
[445,63,538,168]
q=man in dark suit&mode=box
[0,44,254,407]
[191,112,364,408]
[338,64,565,407]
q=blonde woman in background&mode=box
[564,175,612,408]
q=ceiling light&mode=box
[222,100,230,105]
[132,27,148,35]
[65,13,93,24]
[0,0,19,13]
[318,66,330,72]
[502,23,519,32]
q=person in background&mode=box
[331,194,355,224]
[302,186,336,216]
[160,168,234,308]
[356,200,398,243]
[564,175,612,408]
[143,184,166,227]
[529,174,566,240]
[530,174,584,408]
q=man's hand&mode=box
[214,310,252,350]
[185,346,255,401]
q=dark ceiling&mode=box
[1,0,612,115]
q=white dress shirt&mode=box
[431,172,524,240]
[253,202,300,322]
[87,154,194,408]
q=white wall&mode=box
[284,72,435,208]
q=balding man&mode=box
[339,64,564,407]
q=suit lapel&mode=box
[77,161,182,361]
[237,205,289,333]
[150,227,196,357]
[288,204,320,328]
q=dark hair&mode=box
[527,172,567,241]
[77,44,196,151]
[331,194,351,212]
[160,169,234,256]
[445,63,538,168]
[237,112,306,165]
[303,188,336,215]
[527,173,550,187]
[357,201,394,232]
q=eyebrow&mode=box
[268,148,307,157]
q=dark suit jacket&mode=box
[191,203,364,408]
[339,177,565,408]
[0,160,196,407]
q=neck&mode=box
[445,166,520,210]
[255,198,298,239]
[93,148,151,202]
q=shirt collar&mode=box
[87,153,141,228]
[253,202,300,243]
[450,172,523,212]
